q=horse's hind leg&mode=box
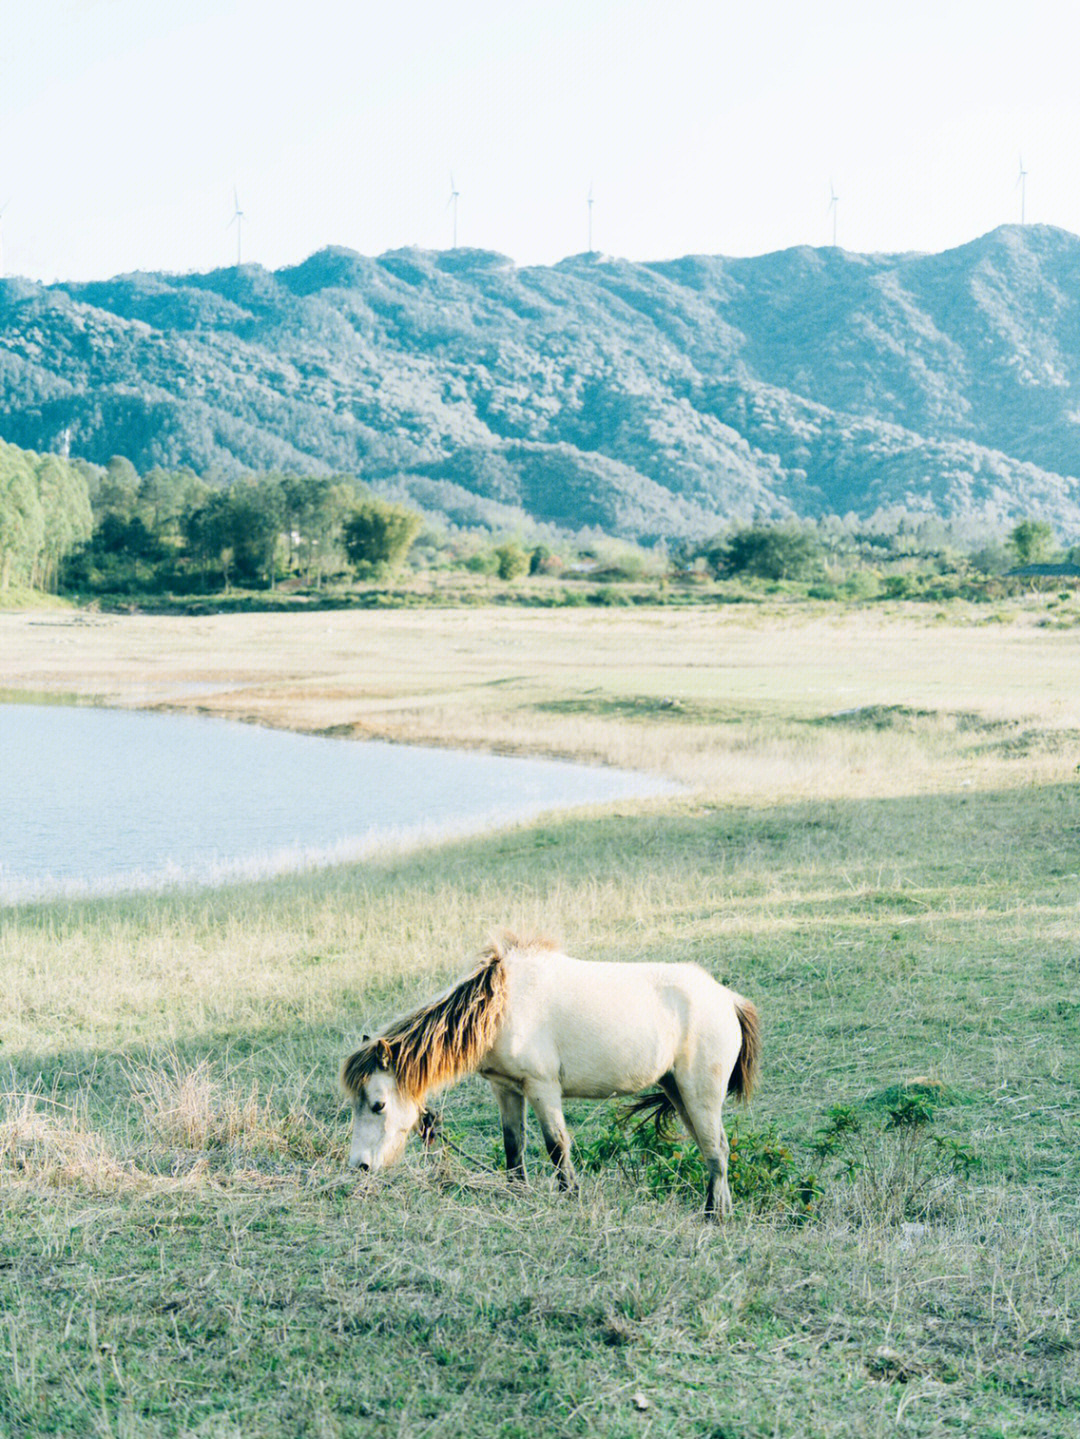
[658,1073,702,1146]
[673,1076,732,1221]
[706,1121,732,1222]
[490,1080,526,1184]
[525,1082,577,1192]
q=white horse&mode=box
[341,933,760,1219]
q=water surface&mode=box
[0,703,674,902]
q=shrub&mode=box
[843,569,881,600]
[1009,518,1055,566]
[881,574,919,599]
[529,544,563,576]
[494,540,529,581]
[465,550,498,576]
[713,524,823,582]
[573,1109,821,1218]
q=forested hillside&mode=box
[3,225,1080,538]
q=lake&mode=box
[0,703,675,902]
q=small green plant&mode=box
[933,1135,978,1177]
[813,1103,863,1171]
[884,1091,935,1129]
[813,1092,978,1225]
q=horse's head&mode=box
[342,1037,420,1173]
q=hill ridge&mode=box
[2,225,1079,537]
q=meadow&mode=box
[1,595,1078,1437]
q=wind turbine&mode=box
[228,187,244,266]
[587,182,594,254]
[1016,155,1028,225]
[828,181,839,248]
[447,173,460,249]
[0,201,8,277]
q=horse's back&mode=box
[487,947,744,1099]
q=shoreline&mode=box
[0,699,678,906]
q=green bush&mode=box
[588,585,633,606]
[572,1109,821,1218]
[881,574,919,599]
[529,544,565,576]
[1010,517,1056,565]
[843,569,881,600]
[465,550,498,576]
[712,523,823,582]
[343,499,422,575]
[494,540,529,581]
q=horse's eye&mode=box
[371,1101,385,1114]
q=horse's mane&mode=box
[341,933,550,1103]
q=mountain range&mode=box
[2,224,1080,539]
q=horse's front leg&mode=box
[526,1082,577,1193]
[490,1080,527,1184]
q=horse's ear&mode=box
[362,1033,370,1042]
[376,1038,392,1071]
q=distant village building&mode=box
[1008,562,1080,580]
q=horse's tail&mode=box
[621,1087,679,1139]
[727,997,760,1102]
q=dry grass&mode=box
[129,1056,320,1158]
[0,1088,133,1192]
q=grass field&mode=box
[2,598,1079,1437]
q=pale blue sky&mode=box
[3,0,1079,281]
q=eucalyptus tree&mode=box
[222,476,285,588]
[139,467,210,550]
[0,446,44,589]
[184,491,237,590]
[0,441,90,592]
[95,455,141,521]
[280,474,355,586]
[35,453,93,590]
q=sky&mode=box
[3,0,1080,282]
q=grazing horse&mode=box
[341,934,760,1219]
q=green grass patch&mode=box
[535,693,742,725]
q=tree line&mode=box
[58,457,421,595]
[677,513,1077,589]
[3,437,1077,602]
[0,440,94,591]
